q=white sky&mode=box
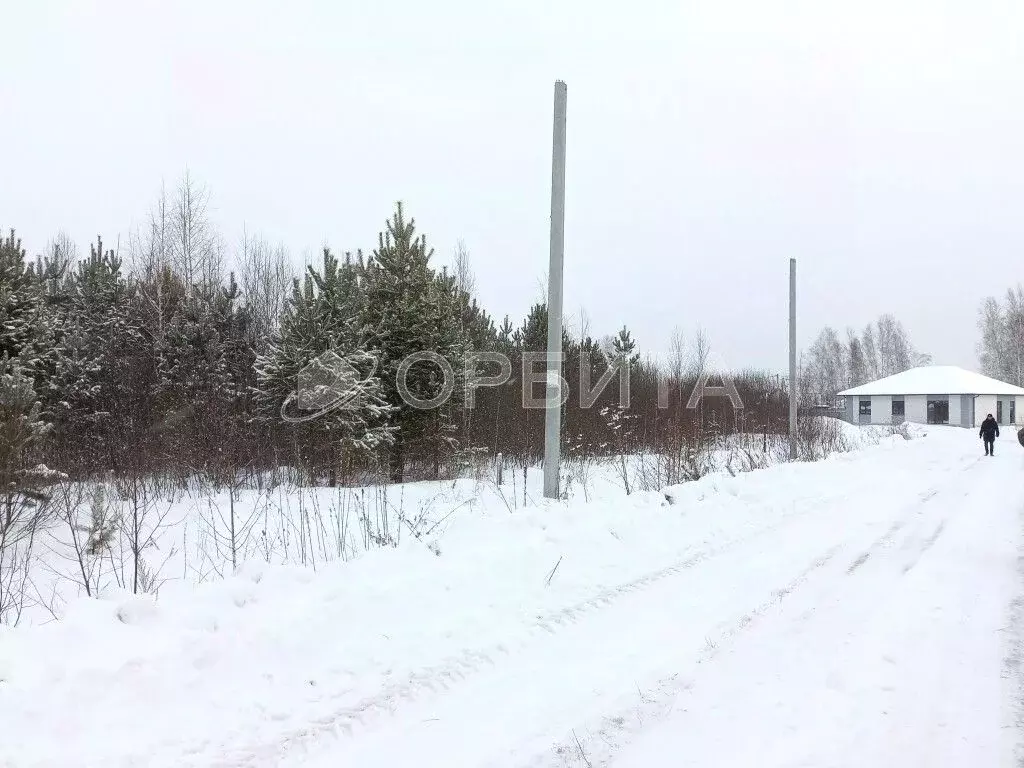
[2,0,1022,372]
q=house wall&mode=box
[845,392,1021,428]
[844,397,857,424]
[961,395,974,428]
[948,395,962,427]
[975,394,997,426]
[905,395,927,425]
[995,397,1019,428]
[870,395,892,425]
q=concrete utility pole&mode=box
[543,80,568,499]
[789,258,798,460]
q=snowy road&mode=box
[291,432,1024,768]
[3,426,1024,767]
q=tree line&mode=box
[799,315,930,405]
[978,285,1024,387]
[2,173,795,497]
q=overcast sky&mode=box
[3,0,1022,373]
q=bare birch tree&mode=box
[452,238,476,298]
[171,170,223,292]
[689,326,711,379]
[45,230,78,273]
[978,285,1024,386]
[239,229,294,343]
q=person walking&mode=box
[980,413,1000,455]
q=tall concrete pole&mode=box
[789,258,798,459]
[543,80,567,499]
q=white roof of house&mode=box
[837,365,1024,397]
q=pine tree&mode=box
[0,356,55,512]
[423,268,470,476]
[255,249,393,483]
[609,326,639,366]
[203,273,258,478]
[0,230,49,381]
[360,204,466,481]
[50,237,142,473]
[0,356,61,624]
[152,285,222,471]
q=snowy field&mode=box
[3,422,1024,766]
[8,420,892,628]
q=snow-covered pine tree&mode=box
[422,268,470,477]
[147,270,248,477]
[210,273,257,447]
[147,268,261,477]
[450,270,498,461]
[109,260,186,475]
[255,248,394,483]
[497,316,515,349]
[0,356,61,624]
[50,237,142,473]
[360,204,466,481]
[608,325,639,367]
[151,282,225,473]
[590,326,638,465]
[0,230,51,384]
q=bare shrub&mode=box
[634,426,717,491]
[888,422,913,441]
[113,474,178,595]
[793,416,849,462]
[44,481,118,601]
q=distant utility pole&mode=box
[543,80,568,500]
[789,258,798,460]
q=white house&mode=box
[837,365,1024,428]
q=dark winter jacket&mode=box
[980,417,1000,441]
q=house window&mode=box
[859,400,871,416]
[927,398,949,425]
[997,400,1004,424]
[892,400,905,417]
[1012,399,1017,425]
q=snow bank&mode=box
[0,421,942,767]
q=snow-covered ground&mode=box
[12,420,889,627]
[3,423,1023,766]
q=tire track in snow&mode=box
[844,456,979,578]
[221,453,978,767]
[901,519,947,575]
[530,542,846,768]
[228,494,849,766]
[847,519,905,575]
[846,496,932,575]
[532,457,990,768]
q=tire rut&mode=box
[227,495,839,766]
[219,459,976,767]
[530,542,845,768]
[536,468,983,768]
